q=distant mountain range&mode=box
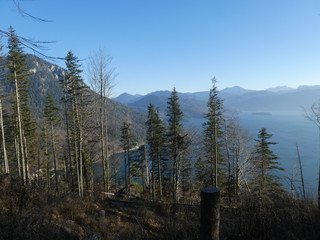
[9,53,320,137]
[113,85,320,121]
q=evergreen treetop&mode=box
[166,87,183,137]
[7,27,31,97]
[146,104,165,148]
[44,94,60,126]
[252,127,284,194]
[64,51,87,98]
[202,77,225,187]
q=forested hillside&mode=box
[0,54,147,141]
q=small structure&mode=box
[200,187,220,240]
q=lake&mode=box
[240,110,320,197]
[186,110,320,197]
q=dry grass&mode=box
[221,193,320,240]
[0,177,199,239]
[0,176,319,240]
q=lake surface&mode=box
[186,110,320,197]
[239,111,319,197]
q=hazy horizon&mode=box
[113,84,320,98]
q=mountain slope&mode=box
[0,54,147,141]
[116,91,208,121]
[113,92,143,104]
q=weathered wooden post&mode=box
[200,187,220,240]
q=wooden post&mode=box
[200,187,220,240]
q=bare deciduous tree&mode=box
[87,48,116,193]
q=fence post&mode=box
[200,187,220,240]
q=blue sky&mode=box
[1,0,320,97]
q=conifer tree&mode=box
[130,146,144,182]
[7,27,36,184]
[43,94,60,191]
[202,78,225,188]
[63,51,90,197]
[251,128,284,195]
[146,104,166,200]
[166,88,186,202]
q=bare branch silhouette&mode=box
[0,29,64,60]
[12,0,53,22]
[0,1,64,60]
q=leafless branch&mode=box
[0,29,64,60]
[12,0,53,22]
[0,1,63,60]
[303,101,320,129]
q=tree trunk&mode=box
[214,125,218,188]
[0,99,9,174]
[14,65,26,184]
[105,113,110,193]
[23,134,29,185]
[175,155,181,202]
[124,150,128,188]
[76,98,84,198]
[144,144,150,190]
[127,147,131,187]
[15,137,21,178]
[157,148,163,201]
[79,120,84,198]
[45,140,50,190]
[224,121,232,205]
[100,95,107,193]
[63,92,74,192]
[72,101,81,197]
[51,123,58,192]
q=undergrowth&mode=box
[0,177,319,239]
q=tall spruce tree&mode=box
[202,78,225,188]
[251,128,284,195]
[146,104,166,201]
[7,27,36,184]
[166,87,186,202]
[63,51,90,197]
